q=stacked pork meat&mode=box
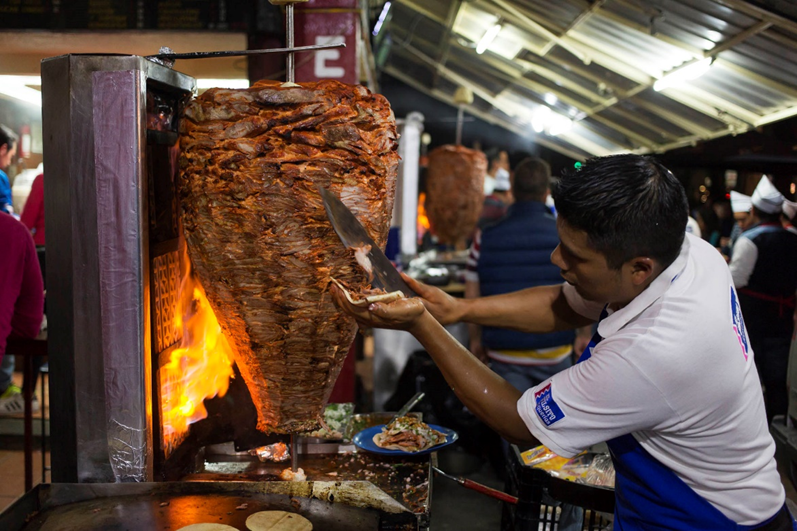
[179,79,399,433]
[425,145,487,249]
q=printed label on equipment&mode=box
[535,383,565,426]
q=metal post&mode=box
[286,3,295,83]
[290,433,298,472]
[456,105,464,146]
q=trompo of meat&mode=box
[179,79,399,433]
[425,145,487,249]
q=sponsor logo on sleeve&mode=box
[534,383,566,426]
[730,286,750,361]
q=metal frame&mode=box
[42,54,195,483]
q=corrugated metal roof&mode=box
[380,0,797,158]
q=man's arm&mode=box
[402,273,593,333]
[10,231,43,338]
[330,288,538,444]
[728,237,757,289]
[464,279,486,361]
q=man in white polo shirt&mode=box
[332,154,793,529]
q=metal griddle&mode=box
[1,481,418,531]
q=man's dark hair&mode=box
[753,206,781,224]
[552,154,688,270]
[513,157,550,202]
[0,124,18,150]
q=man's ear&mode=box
[0,144,7,157]
[628,257,655,286]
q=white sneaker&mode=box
[0,389,39,415]
[0,390,24,415]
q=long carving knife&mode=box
[318,186,417,298]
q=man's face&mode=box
[734,211,754,231]
[0,143,16,170]
[550,218,631,304]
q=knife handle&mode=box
[461,479,518,504]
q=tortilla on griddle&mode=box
[246,510,313,531]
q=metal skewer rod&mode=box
[286,3,296,83]
[455,105,465,146]
[146,43,344,61]
[290,433,298,472]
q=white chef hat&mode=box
[751,175,784,214]
[493,167,511,192]
[730,191,752,214]
[783,199,797,220]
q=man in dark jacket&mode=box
[467,157,577,390]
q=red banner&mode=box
[295,0,360,85]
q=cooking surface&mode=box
[8,482,417,531]
[190,451,431,515]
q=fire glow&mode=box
[160,270,235,450]
[417,192,431,234]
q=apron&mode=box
[575,309,796,530]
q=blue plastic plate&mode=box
[352,424,459,456]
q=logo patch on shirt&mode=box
[730,286,750,361]
[534,383,566,426]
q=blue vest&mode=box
[478,201,574,351]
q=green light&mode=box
[574,161,582,169]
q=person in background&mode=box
[477,164,512,230]
[19,170,47,407]
[722,190,753,260]
[0,124,18,215]
[696,204,721,247]
[782,199,797,235]
[483,149,509,196]
[333,154,794,529]
[685,212,702,238]
[20,172,45,247]
[0,213,44,414]
[729,176,797,425]
[466,156,583,529]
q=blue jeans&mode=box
[0,353,14,393]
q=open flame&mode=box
[160,268,235,452]
[417,192,431,241]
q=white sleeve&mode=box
[729,237,758,289]
[517,342,676,457]
[562,282,604,321]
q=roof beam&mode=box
[382,64,590,160]
[713,0,797,35]
[431,0,463,88]
[539,0,607,56]
[486,0,592,64]
[395,0,446,25]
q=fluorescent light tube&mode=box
[654,58,713,92]
[476,24,502,55]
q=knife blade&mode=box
[318,186,417,297]
[387,392,425,427]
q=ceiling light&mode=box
[196,79,249,89]
[0,76,42,107]
[476,23,502,55]
[549,114,572,136]
[373,1,392,36]
[653,58,713,92]
[531,105,550,133]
